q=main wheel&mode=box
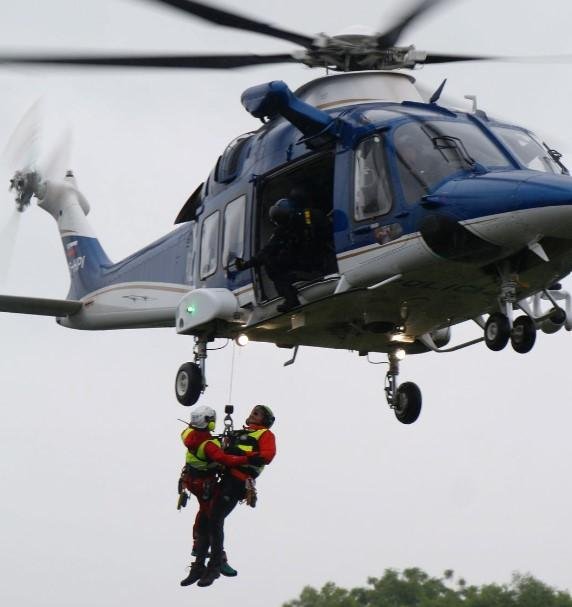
[484,313,510,351]
[175,362,203,406]
[510,315,536,354]
[394,382,422,425]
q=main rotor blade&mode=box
[144,0,315,48]
[0,52,300,69]
[421,52,572,64]
[377,0,448,49]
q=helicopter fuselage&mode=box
[5,71,564,359]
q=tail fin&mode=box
[35,171,112,299]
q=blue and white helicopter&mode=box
[2,0,572,424]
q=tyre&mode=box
[484,313,510,351]
[510,315,536,354]
[175,362,203,406]
[394,382,422,424]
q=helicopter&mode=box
[1,0,572,425]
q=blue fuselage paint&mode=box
[65,97,572,301]
[64,224,192,299]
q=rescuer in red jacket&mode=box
[196,405,277,587]
[178,405,264,588]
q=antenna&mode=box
[429,79,447,104]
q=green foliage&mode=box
[283,569,572,607]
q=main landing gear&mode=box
[175,336,209,406]
[384,348,422,425]
[483,268,537,354]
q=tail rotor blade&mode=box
[43,128,73,181]
[0,211,21,286]
[3,99,43,173]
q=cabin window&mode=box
[394,120,511,204]
[492,127,562,174]
[222,195,246,268]
[199,211,220,279]
[185,223,197,285]
[354,134,393,221]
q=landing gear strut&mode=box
[175,336,209,406]
[384,349,422,424]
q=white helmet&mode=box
[190,405,216,430]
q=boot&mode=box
[197,560,221,587]
[180,560,206,587]
[276,283,301,313]
[220,551,238,577]
[277,296,301,313]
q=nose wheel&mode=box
[484,312,537,354]
[384,349,422,424]
[175,337,208,406]
[484,266,538,354]
[484,313,511,351]
[510,315,536,353]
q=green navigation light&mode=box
[187,304,196,314]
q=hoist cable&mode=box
[227,341,237,405]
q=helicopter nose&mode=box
[465,172,572,247]
[418,171,572,262]
[419,211,504,263]
[513,172,572,238]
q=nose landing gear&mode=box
[484,267,538,354]
[384,349,422,424]
[175,336,209,406]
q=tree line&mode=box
[283,567,572,607]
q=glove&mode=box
[234,257,246,271]
[247,454,266,467]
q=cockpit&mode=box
[393,119,511,203]
[354,117,569,217]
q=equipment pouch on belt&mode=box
[245,477,257,508]
[177,491,189,510]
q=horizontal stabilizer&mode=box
[0,294,82,317]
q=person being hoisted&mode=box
[178,405,264,588]
[201,405,277,587]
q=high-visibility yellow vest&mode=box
[232,428,268,477]
[181,427,221,473]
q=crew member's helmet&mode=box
[269,198,294,226]
[257,404,275,428]
[190,405,216,430]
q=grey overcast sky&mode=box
[2,1,572,606]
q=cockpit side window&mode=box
[394,119,511,204]
[215,133,253,184]
[199,211,220,280]
[492,126,563,174]
[354,134,393,221]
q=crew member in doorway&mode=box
[200,405,277,587]
[178,405,263,588]
[234,187,331,313]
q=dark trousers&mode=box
[267,261,301,305]
[208,475,246,565]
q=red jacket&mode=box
[183,428,251,468]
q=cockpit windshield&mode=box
[394,119,511,204]
[491,126,565,174]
